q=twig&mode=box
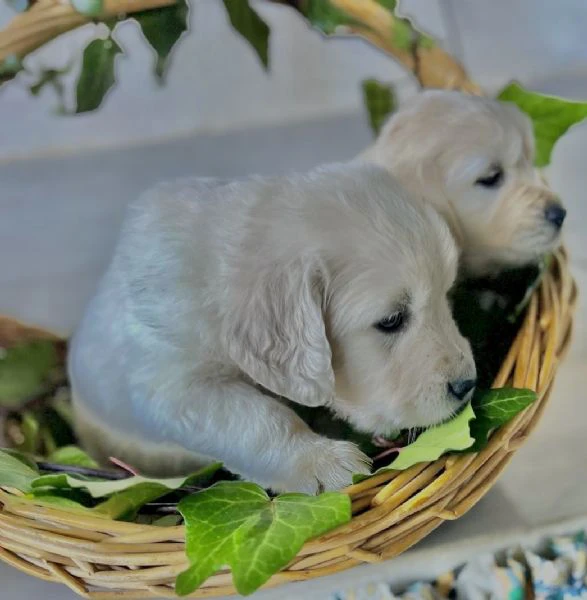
[36,461,129,480]
[372,445,403,462]
[109,456,140,476]
[0,0,177,63]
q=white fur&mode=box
[361,90,565,276]
[68,163,475,493]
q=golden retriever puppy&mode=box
[361,90,566,276]
[68,163,476,493]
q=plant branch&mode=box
[0,0,177,63]
[332,0,480,92]
[274,0,481,94]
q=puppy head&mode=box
[365,90,566,276]
[223,164,476,434]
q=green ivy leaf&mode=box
[32,462,220,497]
[474,387,537,421]
[31,463,221,519]
[0,341,57,408]
[176,481,351,596]
[361,78,396,135]
[469,388,537,451]
[135,0,188,83]
[75,37,123,114]
[93,482,177,520]
[0,448,39,492]
[388,402,475,470]
[48,445,99,468]
[354,403,475,482]
[222,0,270,69]
[94,462,223,519]
[498,82,587,167]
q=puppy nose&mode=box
[448,379,476,402]
[544,204,567,229]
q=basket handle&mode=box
[324,0,482,94]
[1,0,481,96]
[0,0,175,63]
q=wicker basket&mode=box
[0,251,577,599]
[0,1,579,597]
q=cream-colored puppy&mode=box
[68,163,476,493]
[361,90,566,276]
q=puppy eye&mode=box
[375,311,406,334]
[475,167,504,188]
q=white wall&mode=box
[0,0,450,160]
[3,1,587,162]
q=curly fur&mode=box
[360,90,565,276]
[68,163,475,493]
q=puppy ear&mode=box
[223,257,334,407]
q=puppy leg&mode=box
[148,378,371,494]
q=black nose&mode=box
[448,379,477,401]
[544,204,567,229]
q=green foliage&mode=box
[353,403,475,482]
[294,0,434,52]
[75,37,123,114]
[18,411,40,454]
[362,78,396,134]
[31,463,220,497]
[388,402,475,469]
[176,481,351,596]
[29,66,68,100]
[498,82,587,167]
[0,55,23,85]
[222,0,270,69]
[0,448,39,492]
[469,388,537,451]
[92,482,180,520]
[12,462,221,520]
[134,0,189,82]
[0,341,57,408]
[47,445,98,468]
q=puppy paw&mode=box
[275,437,372,494]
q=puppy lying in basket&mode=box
[68,162,476,493]
[361,90,566,276]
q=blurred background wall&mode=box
[2,0,587,161]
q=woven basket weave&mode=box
[0,252,577,599]
[0,1,579,596]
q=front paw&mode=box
[275,437,372,494]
